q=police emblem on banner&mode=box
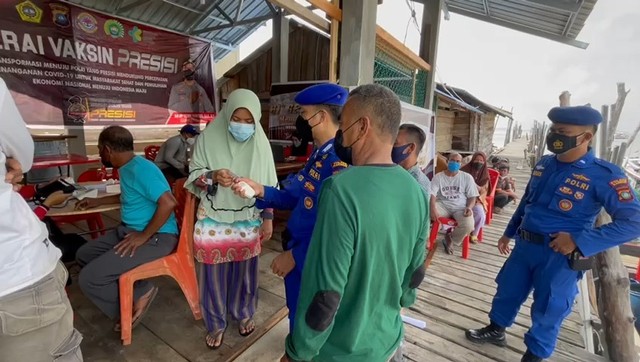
[76,12,98,33]
[104,19,125,38]
[67,96,88,124]
[16,0,42,24]
[50,4,71,28]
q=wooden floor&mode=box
[62,211,290,362]
[401,138,605,362]
[61,137,608,361]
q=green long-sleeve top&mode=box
[285,165,430,362]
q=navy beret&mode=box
[547,106,603,126]
[294,83,348,107]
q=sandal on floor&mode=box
[239,318,256,337]
[442,234,454,255]
[205,329,225,350]
[131,286,159,330]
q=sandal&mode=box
[114,286,159,332]
[205,329,225,350]
[442,234,454,255]
[239,318,255,337]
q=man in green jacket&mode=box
[282,84,430,362]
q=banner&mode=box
[400,101,435,179]
[0,0,216,126]
[269,82,327,140]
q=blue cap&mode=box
[180,124,200,135]
[547,106,603,126]
[294,83,348,107]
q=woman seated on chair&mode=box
[493,162,517,213]
[184,89,277,350]
[460,151,490,244]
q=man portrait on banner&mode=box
[168,59,214,120]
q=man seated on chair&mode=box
[493,162,517,214]
[392,123,431,194]
[430,152,479,255]
[75,126,179,330]
[155,124,199,183]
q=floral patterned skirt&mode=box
[193,217,262,265]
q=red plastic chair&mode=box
[485,168,500,225]
[144,145,161,161]
[429,217,471,259]
[118,178,201,345]
[51,168,119,239]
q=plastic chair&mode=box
[429,217,471,259]
[118,178,201,345]
[485,168,500,225]
[144,145,161,161]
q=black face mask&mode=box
[546,132,585,154]
[295,115,313,141]
[184,70,195,81]
[472,161,484,170]
[333,119,362,165]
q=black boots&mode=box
[465,322,507,347]
[521,350,543,362]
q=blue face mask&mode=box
[448,161,461,172]
[228,121,255,142]
[391,144,412,164]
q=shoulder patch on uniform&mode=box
[331,160,348,169]
[618,189,635,202]
[609,177,629,188]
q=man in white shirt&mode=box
[431,152,479,254]
[155,124,199,182]
[0,78,83,361]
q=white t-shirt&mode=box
[430,171,480,211]
[0,78,60,298]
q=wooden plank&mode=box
[328,0,339,83]
[269,0,330,32]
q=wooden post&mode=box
[593,83,638,362]
[600,105,609,160]
[419,0,442,110]
[328,0,339,83]
[559,90,571,106]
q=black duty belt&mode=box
[518,229,548,244]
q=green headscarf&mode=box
[185,89,277,223]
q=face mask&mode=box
[228,121,255,142]
[391,144,412,164]
[184,70,195,81]
[295,115,313,141]
[186,137,196,145]
[448,161,461,172]
[546,132,585,154]
[472,161,484,170]
[333,119,362,165]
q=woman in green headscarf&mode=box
[185,89,277,349]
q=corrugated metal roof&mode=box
[66,0,276,61]
[436,83,513,118]
[415,0,598,48]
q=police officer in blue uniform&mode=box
[465,106,640,362]
[231,83,349,332]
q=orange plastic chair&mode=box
[144,145,161,161]
[429,217,471,259]
[485,168,501,225]
[118,178,201,345]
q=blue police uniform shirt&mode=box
[119,156,179,235]
[256,139,348,270]
[505,150,640,256]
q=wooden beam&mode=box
[376,26,431,71]
[328,0,339,82]
[269,0,330,32]
[306,0,342,21]
[304,0,431,72]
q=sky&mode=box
[238,1,640,134]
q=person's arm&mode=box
[0,80,34,171]
[168,85,179,115]
[257,184,299,211]
[163,138,187,172]
[465,174,480,209]
[401,190,429,307]
[199,84,215,112]
[285,181,354,361]
[503,181,531,238]
[141,192,177,238]
[573,174,640,257]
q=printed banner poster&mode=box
[0,0,216,126]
